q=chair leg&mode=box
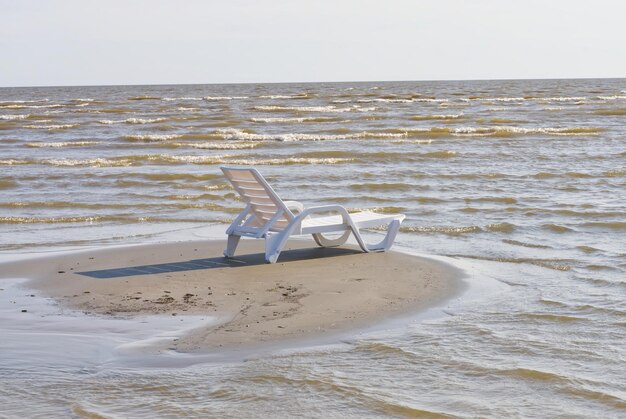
[312,230,351,248]
[224,234,241,258]
[264,232,285,264]
[352,220,401,252]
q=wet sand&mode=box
[0,239,462,352]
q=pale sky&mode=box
[1,0,625,87]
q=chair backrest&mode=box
[221,167,294,231]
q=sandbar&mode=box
[0,239,462,352]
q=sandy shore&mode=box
[1,239,462,352]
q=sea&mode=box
[0,79,624,417]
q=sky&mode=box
[1,0,625,87]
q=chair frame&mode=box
[221,167,405,263]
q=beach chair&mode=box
[221,167,405,263]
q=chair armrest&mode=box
[295,205,351,223]
[283,200,305,215]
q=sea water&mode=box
[0,79,624,417]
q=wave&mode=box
[137,173,222,181]
[603,170,626,177]
[162,97,204,101]
[0,159,31,165]
[401,225,483,236]
[0,180,17,189]
[203,96,249,100]
[25,141,100,148]
[446,254,572,271]
[411,114,464,121]
[503,239,551,249]
[593,108,626,115]
[522,313,585,323]
[0,216,129,224]
[348,206,406,214]
[98,107,135,114]
[170,142,261,150]
[0,215,224,224]
[596,95,626,100]
[354,96,449,104]
[351,182,414,191]
[98,117,168,124]
[0,99,48,104]
[465,196,518,204]
[22,124,78,130]
[462,96,525,102]
[489,118,528,124]
[253,105,376,113]
[250,116,343,123]
[121,134,183,142]
[0,154,354,167]
[543,223,574,233]
[581,221,626,230]
[127,96,161,100]
[0,114,30,120]
[0,103,65,109]
[213,128,408,141]
[258,94,310,99]
[447,126,603,137]
[537,96,587,102]
[485,222,516,233]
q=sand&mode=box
[0,239,462,352]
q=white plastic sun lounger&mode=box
[221,167,405,263]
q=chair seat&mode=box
[300,211,402,234]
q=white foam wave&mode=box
[216,128,406,142]
[122,134,182,141]
[390,139,434,144]
[462,97,525,102]
[0,114,29,120]
[22,124,78,130]
[227,157,352,165]
[360,97,448,103]
[412,114,463,120]
[448,126,600,136]
[597,95,626,100]
[0,159,30,165]
[251,117,307,123]
[253,105,376,113]
[25,141,100,148]
[357,98,411,103]
[539,96,587,102]
[2,104,63,109]
[176,142,261,150]
[42,158,133,167]
[162,97,204,101]
[203,96,248,100]
[258,94,307,99]
[250,117,342,123]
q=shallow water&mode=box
[1,79,625,417]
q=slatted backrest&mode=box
[221,167,294,230]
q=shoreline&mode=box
[0,239,464,355]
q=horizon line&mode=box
[1,76,624,89]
